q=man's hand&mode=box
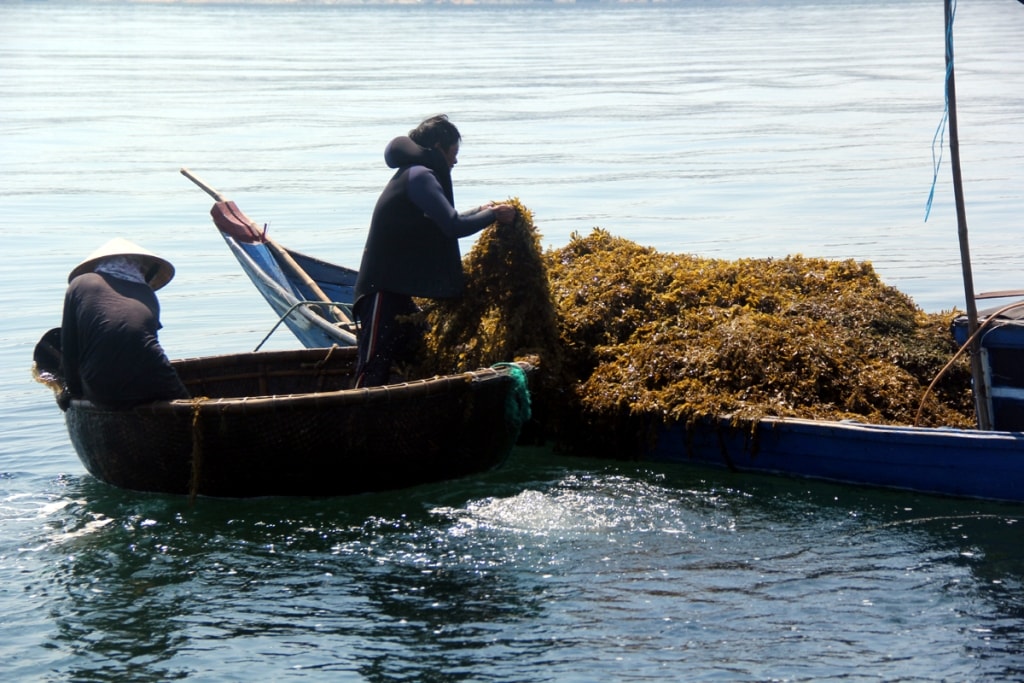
[490,203,516,225]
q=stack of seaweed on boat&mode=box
[416,203,976,457]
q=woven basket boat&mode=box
[63,346,533,497]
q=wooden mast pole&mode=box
[944,0,992,430]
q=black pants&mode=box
[353,291,421,388]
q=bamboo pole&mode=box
[944,0,992,430]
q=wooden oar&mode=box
[180,167,355,328]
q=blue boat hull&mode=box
[650,416,1024,503]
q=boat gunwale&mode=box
[65,346,533,416]
[750,414,1024,442]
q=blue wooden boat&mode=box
[641,300,1024,504]
[183,168,358,349]
[649,414,1024,503]
[647,0,1024,503]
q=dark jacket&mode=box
[354,136,496,300]
[61,272,188,408]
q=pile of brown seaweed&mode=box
[414,203,976,456]
[415,199,560,377]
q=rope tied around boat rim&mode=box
[188,396,207,502]
[492,362,532,436]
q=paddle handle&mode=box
[180,167,225,202]
[180,166,354,328]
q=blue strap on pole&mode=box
[925,0,956,222]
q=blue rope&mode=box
[925,0,956,222]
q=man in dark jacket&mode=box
[60,238,189,408]
[353,115,515,387]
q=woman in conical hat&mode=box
[60,238,188,409]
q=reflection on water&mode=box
[7,449,1020,681]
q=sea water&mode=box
[2,1,1024,680]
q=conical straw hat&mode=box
[68,238,175,291]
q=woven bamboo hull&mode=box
[64,347,531,497]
